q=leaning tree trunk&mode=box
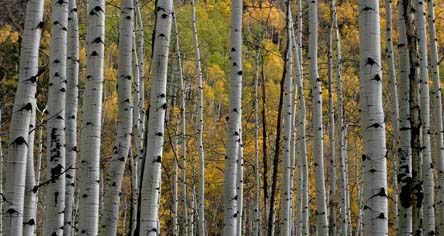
[385,0,400,233]
[416,0,435,233]
[23,102,37,236]
[397,1,412,235]
[64,0,79,234]
[44,0,69,234]
[101,0,133,234]
[190,1,206,234]
[223,0,243,234]
[334,4,348,236]
[3,0,44,234]
[77,0,105,234]
[308,0,329,234]
[279,3,293,234]
[428,0,444,234]
[327,0,337,234]
[358,0,389,235]
[403,0,422,232]
[253,48,261,236]
[139,0,173,233]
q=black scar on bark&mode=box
[400,177,413,208]
[11,136,28,146]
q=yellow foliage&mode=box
[0,25,19,44]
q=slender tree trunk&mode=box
[295,1,309,234]
[64,0,79,234]
[327,0,337,234]
[279,3,293,234]
[131,29,140,236]
[172,10,189,236]
[23,102,37,236]
[333,5,348,236]
[101,0,134,234]
[253,48,261,236]
[397,1,413,234]
[190,1,206,234]
[139,0,173,233]
[416,0,435,233]
[3,0,44,234]
[309,0,329,234]
[428,0,444,234]
[261,55,269,233]
[44,0,69,233]
[223,0,243,234]
[77,0,106,234]
[402,0,423,233]
[358,0,388,235]
[385,0,400,234]
[236,122,244,236]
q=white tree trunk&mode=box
[358,0,388,235]
[280,4,293,234]
[428,0,444,234]
[308,0,329,234]
[23,102,37,236]
[77,0,106,234]
[334,14,348,236]
[172,10,189,236]
[131,29,141,236]
[223,0,242,234]
[139,0,173,233]
[44,0,69,234]
[64,0,79,234]
[3,0,44,234]
[236,120,244,236]
[101,0,133,234]
[190,1,206,235]
[397,1,412,235]
[327,1,336,234]
[416,0,435,233]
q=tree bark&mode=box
[44,0,69,233]
[223,0,242,234]
[101,0,134,234]
[77,0,106,234]
[358,0,388,235]
[3,0,44,234]
[63,0,79,234]
[139,0,173,233]
[309,0,329,234]
[397,1,413,234]
[428,0,444,234]
[416,0,435,233]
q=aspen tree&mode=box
[237,125,244,236]
[358,0,388,235]
[253,49,261,236]
[416,0,435,233]
[101,0,133,233]
[334,11,348,236]
[428,0,444,233]
[309,0,329,233]
[397,1,412,234]
[223,0,243,234]
[327,0,337,234]
[279,2,293,234]
[23,103,36,236]
[384,0,400,233]
[64,0,79,233]
[44,0,69,233]
[3,0,44,234]
[139,0,173,233]
[402,0,423,232]
[190,1,206,234]
[77,0,106,234]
